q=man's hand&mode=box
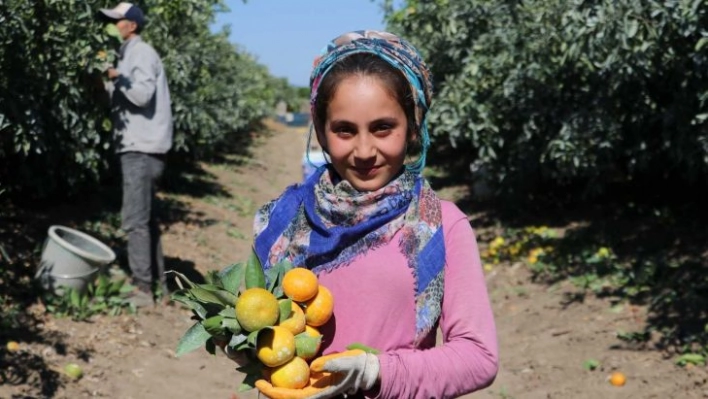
[106,67,120,80]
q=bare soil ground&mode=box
[1,121,706,399]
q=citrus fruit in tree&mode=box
[609,371,626,387]
[6,341,19,352]
[278,300,306,335]
[283,268,319,302]
[303,285,334,327]
[269,356,311,389]
[257,326,296,367]
[235,288,280,332]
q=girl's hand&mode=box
[256,371,344,399]
[310,349,380,396]
[256,349,379,399]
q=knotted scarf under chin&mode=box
[253,166,445,345]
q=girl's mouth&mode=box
[353,166,379,176]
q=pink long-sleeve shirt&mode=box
[314,200,499,399]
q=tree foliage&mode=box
[384,0,708,199]
[0,0,282,200]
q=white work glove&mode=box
[307,349,380,399]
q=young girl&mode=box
[252,30,498,399]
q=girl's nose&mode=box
[353,134,376,160]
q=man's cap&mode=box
[99,2,145,28]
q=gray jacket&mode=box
[106,36,173,154]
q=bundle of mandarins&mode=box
[169,248,333,392]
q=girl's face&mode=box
[320,75,410,192]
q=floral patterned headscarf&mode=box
[309,30,434,174]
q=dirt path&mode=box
[2,121,706,399]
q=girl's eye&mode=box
[331,123,356,135]
[334,127,354,135]
[373,124,393,133]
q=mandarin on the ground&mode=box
[282,268,319,302]
[257,326,296,367]
[278,300,306,335]
[269,356,311,389]
[303,285,334,327]
[64,363,83,380]
[609,371,626,387]
[6,341,19,352]
[235,287,280,332]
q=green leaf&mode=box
[230,333,250,349]
[675,353,706,366]
[345,342,380,354]
[117,281,132,294]
[170,293,209,319]
[202,315,226,336]
[278,298,292,323]
[266,259,293,296]
[246,329,261,348]
[195,284,239,305]
[186,285,232,306]
[104,24,123,42]
[265,264,281,293]
[218,306,236,318]
[204,270,222,287]
[213,289,239,305]
[245,248,265,289]
[295,332,322,359]
[176,322,212,356]
[582,359,600,371]
[219,262,245,294]
[101,118,112,131]
[625,19,638,39]
[221,317,242,334]
[70,289,81,308]
[165,271,197,289]
[95,275,109,297]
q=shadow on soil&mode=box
[432,171,708,357]
[161,127,260,199]
[0,319,66,397]
[0,127,267,397]
[165,256,206,290]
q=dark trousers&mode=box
[120,152,166,292]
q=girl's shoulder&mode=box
[440,199,468,223]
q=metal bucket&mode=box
[36,225,116,295]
